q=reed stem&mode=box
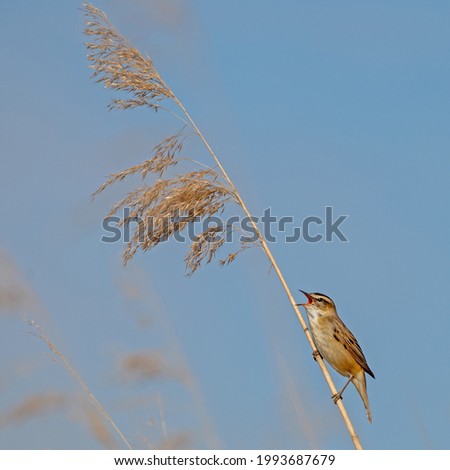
[168,85,364,450]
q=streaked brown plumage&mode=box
[297,291,375,423]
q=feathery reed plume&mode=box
[84,3,251,275]
[0,392,66,428]
[93,127,186,197]
[84,408,119,449]
[84,3,172,111]
[107,168,236,268]
[119,351,167,382]
[83,3,364,448]
[0,250,41,316]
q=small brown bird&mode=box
[297,290,375,423]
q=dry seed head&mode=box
[0,392,66,427]
[84,409,118,449]
[82,3,172,111]
[120,351,167,382]
[100,168,238,272]
[0,250,38,315]
[84,3,252,273]
[184,226,226,276]
[218,234,259,267]
[93,127,186,198]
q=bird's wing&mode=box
[336,317,375,379]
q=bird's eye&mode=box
[318,298,323,302]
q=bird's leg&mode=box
[312,349,322,362]
[332,376,353,404]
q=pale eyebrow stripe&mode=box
[311,292,331,303]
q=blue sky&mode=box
[1,1,449,449]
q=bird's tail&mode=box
[352,373,372,423]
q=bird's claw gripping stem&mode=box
[332,393,343,404]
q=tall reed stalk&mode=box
[83,3,364,449]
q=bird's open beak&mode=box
[296,290,313,306]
